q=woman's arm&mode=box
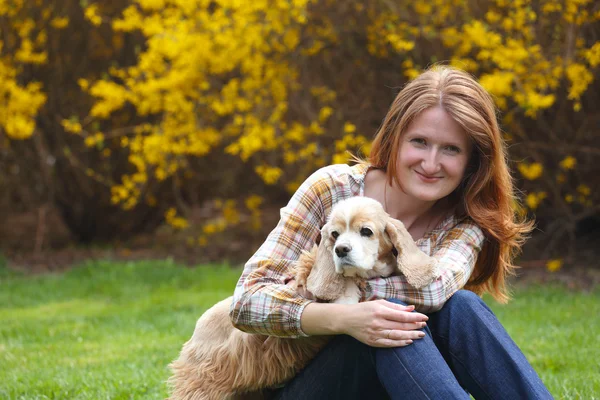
[364,221,485,313]
[229,166,338,338]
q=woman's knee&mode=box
[445,290,487,313]
[433,290,496,335]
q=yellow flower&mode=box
[61,119,82,134]
[84,136,96,147]
[517,162,543,180]
[525,191,547,210]
[559,156,576,170]
[577,184,591,196]
[566,63,593,101]
[245,195,263,211]
[255,165,283,185]
[318,107,333,122]
[78,78,89,90]
[84,4,103,26]
[50,17,69,29]
[584,42,600,67]
[344,122,356,133]
[546,259,563,272]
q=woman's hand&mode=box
[339,300,427,347]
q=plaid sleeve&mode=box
[229,167,337,338]
[364,220,485,313]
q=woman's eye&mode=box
[411,138,426,146]
[360,228,373,237]
[331,231,339,239]
[445,145,461,154]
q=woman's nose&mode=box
[421,149,441,174]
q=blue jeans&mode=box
[273,290,553,399]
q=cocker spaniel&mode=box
[168,196,439,400]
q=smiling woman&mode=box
[230,65,551,399]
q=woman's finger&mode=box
[387,321,427,331]
[381,300,416,312]
[387,328,426,341]
[380,307,428,323]
[373,338,415,348]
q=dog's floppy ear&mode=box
[306,224,346,301]
[385,218,439,288]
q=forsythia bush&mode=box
[0,1,47,140]
[1,0,599,262]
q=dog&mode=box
[168,196,439,400]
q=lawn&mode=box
[0,259,598,399]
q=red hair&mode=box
[368,66,532,302]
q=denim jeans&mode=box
[273,290,553,399]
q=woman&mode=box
[230,66,553,399]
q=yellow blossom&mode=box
[245,195,263,211]
[255,165,283,185]
[319,107,333,122]
[165,207,189,230]
[61,119,82,134]
[577,184,591,196]
[344,122,356,133]
[559,156,576,170]
[50,16,69,29]
[525,191,547,210]
[84,4,102,26]
[518,162,543,180]
[546,259,563,272]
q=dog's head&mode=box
[321,196,393,278]
[306,196,438,301]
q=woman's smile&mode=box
[414,170,442,183]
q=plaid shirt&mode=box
[230,164,485,338]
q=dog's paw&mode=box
[403,254,439,288]
[294,245,317,288]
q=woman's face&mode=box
[396,106,473,203]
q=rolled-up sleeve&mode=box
[364,221,485,313]
[229,167,337,338]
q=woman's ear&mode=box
[306,224,346,301]
[385,219,439,288]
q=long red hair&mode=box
[368,65,532,302]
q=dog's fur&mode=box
[168,197,439,400]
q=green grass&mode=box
[0,260,598,399]
[0,260,240,400]
[484,286,600,399]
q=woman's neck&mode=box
[383,180,437,230]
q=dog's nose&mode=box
[335,244,352,258]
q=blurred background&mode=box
[1,0,599,277]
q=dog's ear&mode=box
[306,224,346,301]
[385,219,439,288]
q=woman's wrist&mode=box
[300,302,349,336]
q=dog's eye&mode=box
[360,228,373,237]
[331,231,339,239]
